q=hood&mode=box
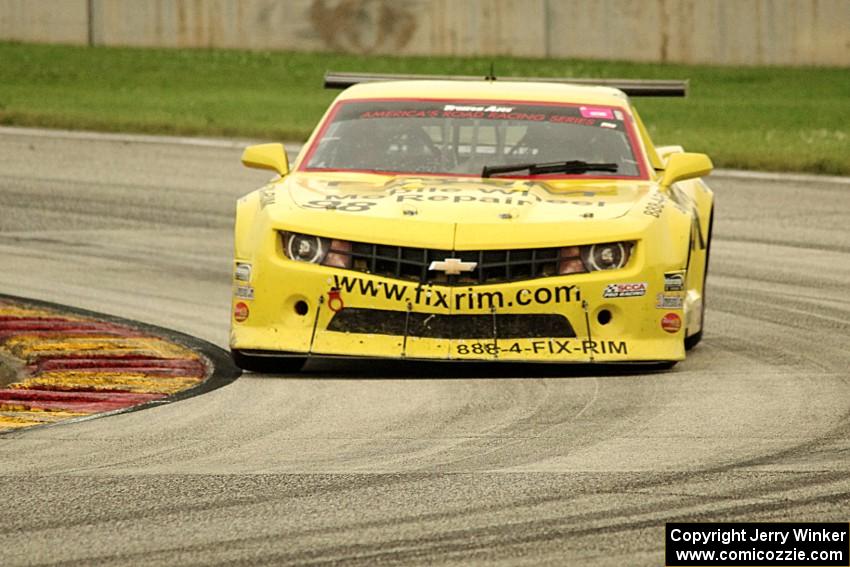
[284,173,649,222]
[269,173,656,248]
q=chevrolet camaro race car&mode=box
[230,72,714,372]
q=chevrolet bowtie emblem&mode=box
[428,258,478,275]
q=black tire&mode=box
[685,206,714,351]
[684,329,702,351]
[231,350,306,373]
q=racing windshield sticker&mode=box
[353,104,603,126]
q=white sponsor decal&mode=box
[603,282,647,298]
[656,293,683,309]
[443,104,514,113]
[235,262,252,282]
[664,271,685,292]
[234,285,255,300]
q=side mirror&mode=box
[241,143,289,176]
[659,152,713,187]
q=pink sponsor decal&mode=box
[579,106,614,119]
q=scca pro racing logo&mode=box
[603,282,647,298]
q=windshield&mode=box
[302,99,647,179]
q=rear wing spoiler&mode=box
[324,71,687,97]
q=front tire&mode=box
[231,350,306,373]
[684,329,702,351]
[685,207,714,351]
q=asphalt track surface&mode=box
[1,129,849,566]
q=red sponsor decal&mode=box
[234,302,249,322]
[661,312,681,333]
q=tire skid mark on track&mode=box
[290,467,843,556]
[0,473,417,534]
[14,403,850,556]
[27,476,849,567]
[3,467,849,567]
[403,379,611,471]
[260,489,850,566]
[708,304,850,371]
[430,383,663,472]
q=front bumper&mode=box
[230,249,688,363]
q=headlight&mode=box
[282,232,352,268]
[558,241,633,274]
[584,242,629,271]
[284,233,328,263]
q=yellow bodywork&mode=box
[230,81,714,364]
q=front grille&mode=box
[328,308,576,339]
[342,241,564,285]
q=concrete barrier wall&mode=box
[1,0,848,66]
[0,0,89,45]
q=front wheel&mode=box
[231,350,306,374]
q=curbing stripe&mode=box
[0,389,165,404]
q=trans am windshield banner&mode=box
[338,101,629,130]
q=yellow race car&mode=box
[230,72,714,372]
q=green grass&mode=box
[1,42,848,174]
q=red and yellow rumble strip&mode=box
[0,300,208,432]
